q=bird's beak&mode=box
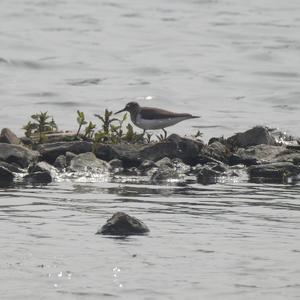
[115,108,125,115]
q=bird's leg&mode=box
[162,128,167,139]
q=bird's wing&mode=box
[140,107,192,120]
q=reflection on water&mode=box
[0,180,299,299]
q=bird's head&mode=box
[115,102,140,115]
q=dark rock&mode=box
[0,166,15,185]
[20,137,34,146]
[54,155,67,170]
[65,152,77,165]
[201,141,231,163]
[151,165,179,182]
[140,134,204,165]
[69,152,109,172]
[227,126,276,149]
[0,161,23,173]
[94,135,203,167]
[232,145,285,166]
[109,159,123,169]
[24,171,52,184]
[196,162,230,185]
[0,128,20,144]
[0,143,39,168]
[248,162,300,183]
[94,143,143,167]
[138,160,156,172]
[97,212,149,236]
[28,161,56,174]
[37,141,92,163]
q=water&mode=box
[1,0,300,299]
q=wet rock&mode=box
[94,135,203,167]
[69,152,110,173]
[155,157,173,168]
[151,165,179,182]
[231,145,286,166]
[196,162,230,184]
[25,161,56,184]
[0,143,39,168]
[28,161,56,174]
[20,137,34,146]
[248,162,300,183]
[140,134,204,165]
[0,161,23,173]
[37,141,92,163]
[24,171,52,184]
[65,152,77,165]
[109,159,123,169]
[0,128,20,145]
[54,155,67,170]
[227,126,276,149]
[94,143,143,167]
[0,166,15,185]
[201,141,231,163]
[97,212,149,236]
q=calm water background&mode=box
[0,0,300,299]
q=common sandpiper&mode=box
[115,102,200,137]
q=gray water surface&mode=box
[1,181,300,299]
[1,0,300,299]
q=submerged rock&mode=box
[0,128,20,145]
[69,152,110,172]
[0,143,39,168]
[54,154,67,170]
[97,212,149,236]
[25,161,56,184]
[0,166,15,185]
[248,162,300,183]
[196,161,232,184]
[37,141,92,163]
[227,126,276,148]
[24,171,52,184]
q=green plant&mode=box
[84,121,96,139]
[76,110,88,137]
[23,111,57,142]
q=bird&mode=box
[115,102,200,137]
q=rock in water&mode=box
[227,126,276,148]
[248,162,300,183]
[0,128,20,145]
[69,152,110,172]
[37,141,93,163]
[97,212,149,236]
[0,143,39,168]
[0,166,15,185]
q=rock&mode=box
[151,165,179,182]
[37,141,92,163]
[231,145,286,166]
[138,160,157,175]
[227,126,276,148]
[94,135,203,167]
[0,166,15,185]
[28,161,56,174]
[54,155,67,170]
[94,143,143,167]
[0,161,23,173]
[24,171,52,184]
[97,212,149,236]
[25,161,56,184]
[140,134,204,165]
[65,152,77,165]
[109,159,123,169]
[69,152,110,172]
[248,162,300,183]
[196,162,230,185]
[0,128,20,144]
[201,141,231,163]
[0,143,39,168]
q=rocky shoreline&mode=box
[0,126,299,187]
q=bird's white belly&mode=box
[134,115,190,130]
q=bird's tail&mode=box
[191,115,200,119]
